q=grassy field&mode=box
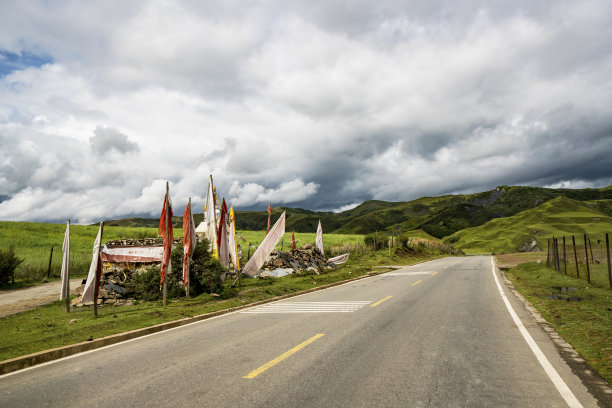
[443,197,612,254]
[0,220,366,285]
[236,230,364,254]
[0,247,448,362]
[504,262,612,385]
[0,221,159,282]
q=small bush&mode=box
[0,246,23,284]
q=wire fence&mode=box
[546,233,612,290]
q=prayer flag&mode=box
[59,220,70,300]
[316,220,324,256]
[183,198,196,285]
[243,211,286,277]
[266,203,271,235]
[159,184,173,285]
[228,205,240,270]
[204,175,218,256]
[81,222,103,305]
[217,198,229,267]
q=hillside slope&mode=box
[442,197,612,253]
[105,185,612,236]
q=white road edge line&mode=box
[0,257,447,379]
[489,257,582,408]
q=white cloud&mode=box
[0,0,611,223]
[229,178,320,206]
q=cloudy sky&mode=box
[1,1,612,223]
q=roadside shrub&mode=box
[0,246,23,284]
[171,238,225,296]
[127,265,185,301]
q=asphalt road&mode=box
[0,256,601,407]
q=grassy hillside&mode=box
[442,196,612,253]
[231,185,612,237]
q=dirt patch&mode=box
[495,252,546,269]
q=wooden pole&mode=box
[584,234,590,284]
[94,222,104,318]
[546,238,551,267]
[562,236,567,275]
[47,246,54,279]
[572,236,579,278]
[555,238,561,272]
[606,233,611,290]
[65,221,70,313]
[163,182,169,307]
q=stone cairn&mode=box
[260,243,334,273]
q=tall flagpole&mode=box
[163,182,169,307]
[186,197,191,298]
[65,220,70,313]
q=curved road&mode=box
[0,256,602,407]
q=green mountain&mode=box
[442,196,612,253]
[105,185,612,237]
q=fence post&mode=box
[572,236,579,278]
[584,234,591,284]
[546,238,551,267]
[606,233,611,290]
[562,236,567,275]
[555,238,561,272]
[47,246,54,279]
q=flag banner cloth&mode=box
[204,175,218,255]
[59,220,70,300]
[266,203,271,235]
[291,231,296,251]
[243,211,286,277]
[101,247,163,263]
[316,220,324,255]
[183,199,196,285]
[159,188,173,285]
[81,222,103,304]
[328,253,350,265]
[228,205,240,270]
[217,198,229,267]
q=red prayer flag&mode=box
[292,231,296,250]
[183,199,196,285]
[159,188,173,286]
[266,203,271,235]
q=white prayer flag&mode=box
[81,222,103,305]
[242,211,286,277]
[316,220,324,256]
[204,175,218,254]
[59,220,70,300]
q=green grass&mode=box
[0,247,448,361]
[443,196,612,254]
[236,230,364,251]
[0,221,159,281]
[504,262,612,385]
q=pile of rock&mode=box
[260,244,334,275]
[518,238,541,252]
[72,266,141,306]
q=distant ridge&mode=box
[104,185,612,237]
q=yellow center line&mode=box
[243,334,325,379]
[411,280,422,286]
[370,295,393,307]
[430,271,438,276]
